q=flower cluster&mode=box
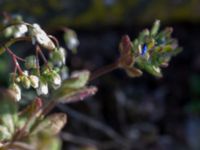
[0,15,79,101]
[9,52,66,101]
[118,20,181,77]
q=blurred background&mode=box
[0,0,200,149]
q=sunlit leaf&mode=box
[0,125,12,141]
[54,86,97,103]
[0,89,18,135]
[30,132,61,150]
[31,113,67,135]
[60,70,90,89]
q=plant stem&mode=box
[42,100,56,116]
[48,35,59,47]
[36,45,51,70]
[6,48,24,75]
[90,61,119,81]
[35,46,41,75]
[0,36,32,55]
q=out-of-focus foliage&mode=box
[0,0,199,28]
[0,93,64,150]
[187,74,200,114]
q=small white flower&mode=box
[10,83,21,101]
[32,23,41,30]
[50,73,62,89]
[23,70,29,76]
[29,75,39,88]
[67,36,79,50]
[53,74,61,86]
[32,23,55,50]
[14,24,28,38]
[21,76,31,89]
[50,47,66,66]
[64,30,79,51]
[59,47,66,64]
[37,80,48,95]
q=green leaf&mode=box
[31,113,67,135]
[30,132,61,150]
[18,98,43,132]
[0,91,18,135]
[53,86,97,103]
[0,125,12,141]
[143,64,162,77]
[60,70,90,89]
[0,47,5,55]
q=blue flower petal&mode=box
[141,44,148,56]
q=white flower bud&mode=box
[23,70,29,76]
[37,80,48,95]
[21,71,31,89]
[59,47,66,64]
[21,76,31,89]
[52,73,61,89]
[15,76,21,83]
[67,36,79,50]
[29,75,39,88]
[14,24,28,38]
[3,26,14,37]
[32,23,55,50]
[64,30,79,51]
[10,83,21,101]
[50,47,66,66]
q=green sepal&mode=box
[151,20,160,36]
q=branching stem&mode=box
[90,60,119,81]
[6,47,24,75]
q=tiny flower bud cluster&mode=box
[9,50,67,101]
[118,20,181,78]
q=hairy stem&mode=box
[6,48,24,75]
[42,100,56,116]
[90,61,119,81]
[36,45,51,70]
